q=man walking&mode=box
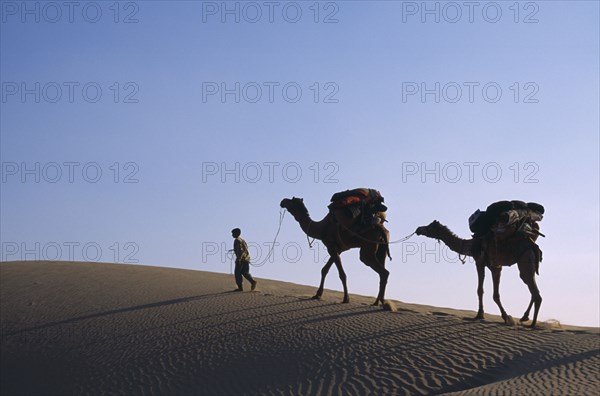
[231,228,257,291]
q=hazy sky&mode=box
[1,1,598,327]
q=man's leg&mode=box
[241,261,257,290]
[234,261,243,290]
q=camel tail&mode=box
[535,245,543,275]
[377,243,391,264]
[377,227,392,263]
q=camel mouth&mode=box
[415,226,425,236]
[279,198,289,208]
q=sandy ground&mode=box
[1,261,598,395]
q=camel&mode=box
[280,197,391,305]
[415,220,543,328]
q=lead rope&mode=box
[305,220,316,248]
[391,231,417,244]
[336,219,416,245]
[229,210,287,269]
[458,240,467,264]
[306,234,316,248]
[436,238,466,264]
[250,208,287,267]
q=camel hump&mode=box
[486,200,544,218]
[486,200,514,217]
[526,202,545,215]
[329,188,387,227]
[329,188,385,210]
[469,209,495,236]
[329,188,382,202]
[470,200,545,239]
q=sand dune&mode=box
[1,261,598,395]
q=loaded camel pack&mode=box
[328,188,388,228]
[469,200,545,242]
[468,200,545,271]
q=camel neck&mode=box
[294,212,327,240]
[435,225,474,257]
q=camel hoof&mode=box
[474,313,484,320]
[311,295,321,301]
[528,323,538,329]
[342,298,350,304]
[520,316,530,322]
[504,315,516,326]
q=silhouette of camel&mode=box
[280,197,391,305]
[416,220,543,328]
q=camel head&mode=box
[280,197,309,219]
[415,220,443,238]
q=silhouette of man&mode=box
[231,228,257,291]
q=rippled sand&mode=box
[1,261,598,395]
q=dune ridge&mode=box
[1,261,598,395]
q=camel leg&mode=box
[518,258,542,328]
[375,267,390,306]
[313,257,334,300]
[524,279,542,328]
[332,257,349,303]
[360,246,389,306]
[475,263,485,320]
[520,297,534,323]
[491,267,512,325]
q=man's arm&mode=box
[234,238,242,260]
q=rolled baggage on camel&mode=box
[469,200,545,238]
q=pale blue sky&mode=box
[1,1,599,326]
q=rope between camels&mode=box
[336,220,416,245]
